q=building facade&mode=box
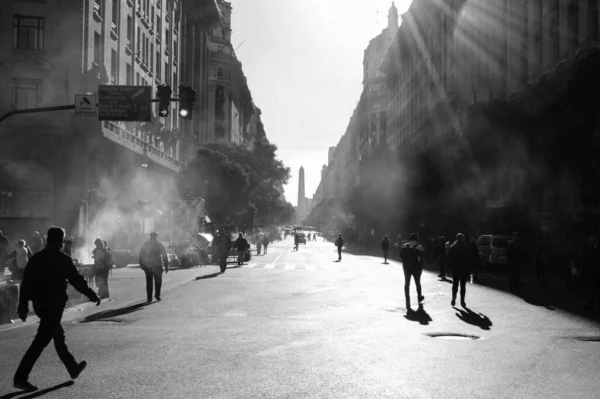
[0,0,220,249]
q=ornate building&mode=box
[0,0,220,247]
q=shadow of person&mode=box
[0,381,74,399]
[82,302,155,323]
[195,272,222,280]
[455,306,493,330]
[403,304,432,325]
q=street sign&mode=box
[97,85,152,122]
[74,94,97,116]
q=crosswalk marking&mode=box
[237,263,327,271]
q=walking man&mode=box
[234,233,248,266]
[400,233,425,309]
[448,233,470,307]
[313,233,317,242]
[381,235,390,264]
[294,233,300,251]
[216,228,232,273]
[139,232,169,302]
[507,232,526,296]
[335,234,344,261]
[30,231,43,254]
[14,226,101,392]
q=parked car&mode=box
[476,235,511,266]
[297,233,307,244]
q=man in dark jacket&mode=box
[400,233,425,308]
[30,231,43,254]
[381,235,390,264]
[13,226,101,392]
[216,229,232,273]
[448,233,470,307]
[234,233,248,266]
[507,232,526,295]
[335,234,344,261]
[139,232,169,302]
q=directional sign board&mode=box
[97,85,152,122]
[74,94,97,116]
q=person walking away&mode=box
[381,235,390,264]
[10,240,30,281]
[294,233,300,251]
[30,231,43,254]
[262,234,270,255]
[0,230,9,278]
[216,229,232,273]
[92,238,109,299]
[234,233,248,266]
[256,239,262,256]
[13,226,101,392]
[400,233,425,309]
[307,232,312,242]
[467,236,479,282]
[507,232,526,296]
[435,236,448,279]
[447,233,470,307]
[313,233,317,242]
[335,234,344,261]
[139,232,169,302]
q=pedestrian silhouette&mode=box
[455,307,493,330]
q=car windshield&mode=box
[492,237,509,248]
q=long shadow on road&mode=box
[0,381,74,399]
[81,302,157,323]
[404,304,433,325]
[455,306,493,330]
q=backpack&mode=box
[401,242,422,268]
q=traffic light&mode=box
[178,85,196,119]
[156,84,172,117]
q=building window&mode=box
[127,15,133,41]
[126,63,132,84]
[591,1,599,40]
[11,78,43,109]
[112,0,119,24]
[137,26,141,52]
[156,50,161,78]
[111,49,118,83]
[94,32,103,63]
[13,15,44,50]
[165,62,169,84]
[174,40,178,63]
[568,1,579,48]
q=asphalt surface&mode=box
[1,237,599,399]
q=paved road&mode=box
[1,237,599,398]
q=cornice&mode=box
[1,53,56,71]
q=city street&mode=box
[1,236,600,399]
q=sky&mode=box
[231,0,412,206]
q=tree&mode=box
[179,142,293,228]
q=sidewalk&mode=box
[0,263,222,331]
[346,244,599,320]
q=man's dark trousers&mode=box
[337,247,342,260]
[219,250,228,273]
[144,269,163,301]
[403,266,422,306]
[14,304,78,382]
[452,273,469,303]
[383,250,389,263]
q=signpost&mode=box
[98,85,152,122]
[74,94,97,117]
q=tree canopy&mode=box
[178,141,293,228]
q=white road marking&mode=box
[264,263,277,269]
[283,264,296,270]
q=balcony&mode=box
[141,13,150,28]
[136,5,142,17]
[135,50,142,64]
[101,121,182,172]
[140,60,149,72]
[149,22,155,35]
[93,2,103,22]
[126,0,134,7]
[125,40,132,55]
[110,23,119,40]
[156,0,162,9]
